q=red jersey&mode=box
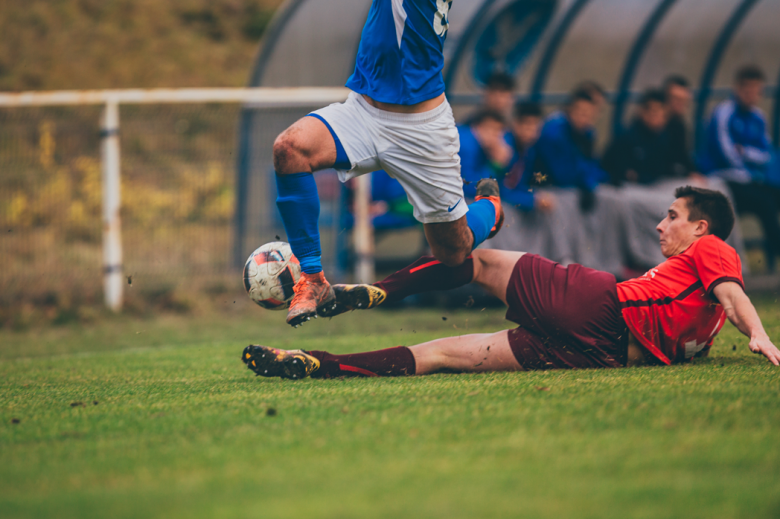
[616,235,743,365]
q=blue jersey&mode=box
[701,98,771,183]
[346,0,452,105]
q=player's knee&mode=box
[273,132,307,174]
[431,245,470,268]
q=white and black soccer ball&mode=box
[243,242,301,310]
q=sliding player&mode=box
[242,187,780,378]
[273,0,504,327]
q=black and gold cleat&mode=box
[241,345,320,380]
[317,284,387,318]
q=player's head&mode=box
[574,80,606,110]
[511,101,543,147]
[638,88,668,133]
[656,186,735,257]
[483,72,516,114]
[663,75,691,117]
[733,64,765,108]
[565,88,598,132]
[470,108,507,145]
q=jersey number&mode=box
[434,0,451,37]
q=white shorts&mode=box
[310,91,467,224]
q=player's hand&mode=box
[748,334,780,366]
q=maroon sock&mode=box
[373,255,474,304]
[307,346,416,378]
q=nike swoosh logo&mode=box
[447,198,462,212]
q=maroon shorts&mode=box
[505,254,628,370]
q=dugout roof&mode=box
[248,0,780,141]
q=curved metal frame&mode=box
[694,0,761,150]
[611,0,678,135]
[443,0,499,94]
[529,0,592,102]
[773,67,780,148]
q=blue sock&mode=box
[465,199,496,249]
[276,172,323,274]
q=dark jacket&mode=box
[602,118,690,185]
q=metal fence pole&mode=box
[353,174,374,284]
[101,100,124,311]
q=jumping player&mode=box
[242,187,780,379]
[273,0,504,327]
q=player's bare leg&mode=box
[409,330,523,374]
[424,178,505,267]
[273,116,339,326]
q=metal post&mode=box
[353,174,374,284]
[101,100,124,311]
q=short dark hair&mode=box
[513,100,542,119]
[575,80,606,99]
[735,64,766,84]
[485,72,515,91]
[470,108,506,127]
[663,75,690,90]
[640,88,666,107]
[566,87,595,108]
[674,186,735,240]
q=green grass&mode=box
[2,301,780,519]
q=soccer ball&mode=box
[243,242,301,310]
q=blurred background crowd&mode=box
[356,65,780,279]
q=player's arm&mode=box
[713,281,780,366]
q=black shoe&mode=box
[317,284,387,318]
[241,345,320,380]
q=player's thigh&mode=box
[410,329,522,374]
[379,114,466,225]
[273,116,337,174]
[471,249,526,305]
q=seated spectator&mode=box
[482,72,516,117]
[531,87,609,211]
[464,72,516,125]
[701,64,780,268]
[575,80,607,115]
[602,88,693,185]
[500,101,551,211]
[458,109,513,198]
[663,75,699,176]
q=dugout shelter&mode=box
[235,0,780,271]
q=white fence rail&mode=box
[0,87,373,311]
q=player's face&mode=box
[735,79,763,108]
[640,101,668,132]
[484,89,514,115]
[656,198,706,257]
[567,100,597,132]
[511,116,541,147]
[665,84,691,117]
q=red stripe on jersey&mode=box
[410,260,442,273]
[339,364,379,377]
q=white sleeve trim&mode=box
[391,0,407,48]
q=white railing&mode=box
[0,87,377,311]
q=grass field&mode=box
[2,300,780,519]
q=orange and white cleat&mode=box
[475,178,504,239]
[286,271,336,327]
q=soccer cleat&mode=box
[475,178,504,239]
[286,271,336,327]
[242,344,320,380]
[317,284,387,318]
